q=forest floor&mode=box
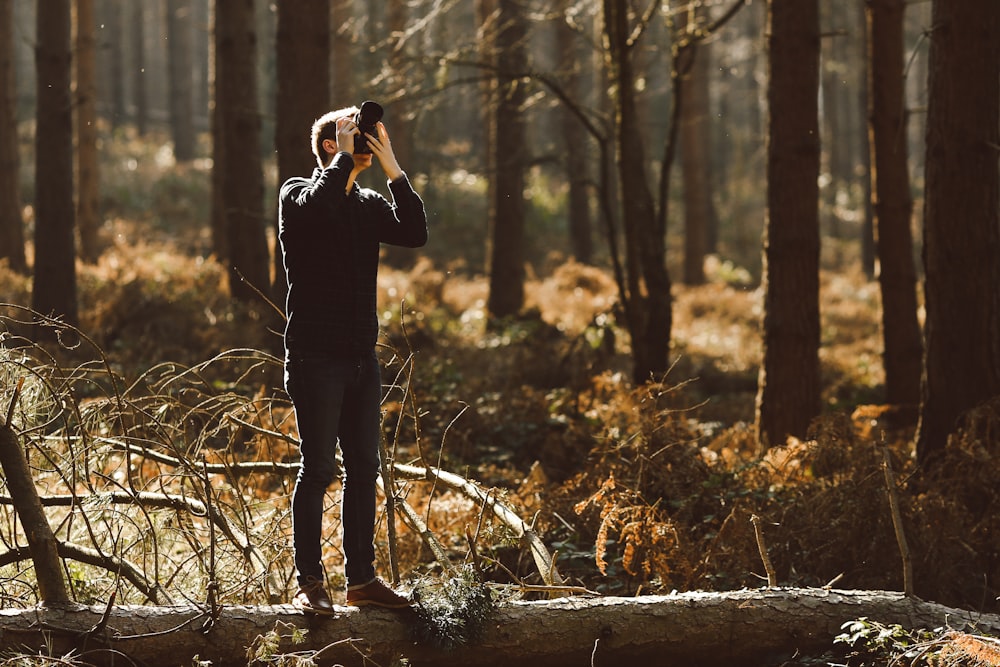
[1,140,998,665]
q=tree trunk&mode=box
[755,0,821,448]
[866,0,922,407]
[32,0,78,328]
[0,0,26,273]
[0,589,995,667]
[603,0,673,384]
[0,411,69,604]
[131,2,147,135]
[215,0,270,302]
[679,5,715,286]
[76,0,101,264]
[330,0,354,103]
[167,0,196,162]
[917,0,1000,463]
[557,0,593,265]
[486,0,527,319]
[274,0,330,301]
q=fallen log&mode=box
[2,588,997,667]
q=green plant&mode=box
[411,565,498,649]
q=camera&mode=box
[352,100,383,154]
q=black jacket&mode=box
[278,151,428,355]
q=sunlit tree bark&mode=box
[916,0,1000,463]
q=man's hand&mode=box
[335,117,356,155]
[365,122,404,181]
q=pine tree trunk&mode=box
[76,0,101,264]
[167,0,196,163]
[486,0,527,318]
[32,0,78,327]
[866,0,922,407]
[0,589,996,667]
[0,0,26,273]
[917,0,1000,462]
[603,0,673,384]
[274,0,330,301]
[215,0,270,302]
[755,0,821,447]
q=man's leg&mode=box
[287,355,349,586]
[337,351,382,588]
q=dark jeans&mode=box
[285,350,381,588]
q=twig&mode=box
[750,514,778,587]
[882,448,913,595]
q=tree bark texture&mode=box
[867,0,922,408]
[274,0,330,299]
[486,0,527,318]
[32,0,78,327]
[755,0,821,447]
[0,589,996,667]
[917,0,1000,462]
[0,0,26,273]
[603,0,673,384]
[0,416,69,604]
[216,0,270,302]
[76,0,101,264]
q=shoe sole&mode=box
[294,601,337,616]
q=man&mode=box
[278,105,427,614]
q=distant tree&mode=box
[32,0,78,326]
[916,0,1000,463]
[602,0,672,382]
[131,2,147,135]
[215,0,270,302]
[76,0,101,263]
[557,0,593,265]
[167,0,196,162]
[0,0,26,274]
[274,0,330,299]
[101,0,126,128]
[755,0,821,447]
[866,0,921,407]
[385,0,413,173]
[678,2,716,286]
[486,0,528,319]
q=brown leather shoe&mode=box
[293,577,335,616]
[346,578,410,609]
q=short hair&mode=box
[311,106,359,167]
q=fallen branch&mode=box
[394,463,564,587]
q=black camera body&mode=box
[352,100,383,154]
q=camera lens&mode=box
[353,100,383,154]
